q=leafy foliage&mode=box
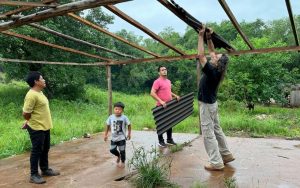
[1,8,299,103]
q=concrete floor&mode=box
[170,136,300,188]
[0,131,299,188]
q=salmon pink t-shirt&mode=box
[152,77,172,106]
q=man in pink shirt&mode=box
[150,65,180,147]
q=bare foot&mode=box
[116,156,120,164]
[118,162,125,168]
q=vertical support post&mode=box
[106,65,112,115]
[196,60,202,135]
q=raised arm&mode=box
[206,28,217,61]
[198,26,207,67]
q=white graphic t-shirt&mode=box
[106,114,130,142]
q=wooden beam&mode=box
[0,0,56,19]
[218,0,255,50]
[68,13,160,57]
[1,31,113,61]
[0,0,131,31]
[106,66,113,115]
[2,46,299,67]
[104,45,300,66]
[0,58,103,66]
[105,5,187,56]
[285,0,299,46]
[28,23,136,59]
[0,1,57,7]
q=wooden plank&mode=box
[0,0,56,19]
[0,58,103,66]
[105,5,186,56]
[285,0,299,46]
[0,0,131,31]
[68,13,160,57]
[218,0,255,50]
[0,1,57,7]
[29,23,136,59]
[1,31,113,61]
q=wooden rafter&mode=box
[0,31,113,61]
[285,0,299,46]
[0,0,56,19]
[0,0,131,31]
[0,1,57,7]
[218,0,254,50]
[28,23,136,59]
[68,13,160,57]
[105,5,187,56]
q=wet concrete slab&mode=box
[170,137,300,188]
[0,131,197,188]
[1,131,300,188]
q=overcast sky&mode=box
[102,0,300,38]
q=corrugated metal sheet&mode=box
[152,92,194,135]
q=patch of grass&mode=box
[1,81,300,158]
[190,181,208,188]
[170,141,192,153]
[128,146,178,188]
[224,177,238,188]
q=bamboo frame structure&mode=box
[0,0,299,115]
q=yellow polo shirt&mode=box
[23,89,53,130]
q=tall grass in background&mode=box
[1,82,300,159]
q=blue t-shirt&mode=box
[106,114,130,142]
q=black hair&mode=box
[26,71,42,88]
[114,102,125,109]
[157,65,166,72]
[217,54,229,82]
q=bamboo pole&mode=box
[196,60,202,135]
[106,65,113,115]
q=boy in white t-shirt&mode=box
[104,102,131,168]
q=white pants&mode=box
[199,101,231,167]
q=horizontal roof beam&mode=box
[1,46,300,66]
[0,58,102,66]
[105,45,300,65]
[0,0,131,31]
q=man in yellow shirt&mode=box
[23,71,60,184]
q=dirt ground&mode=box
[0,131,299,188]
